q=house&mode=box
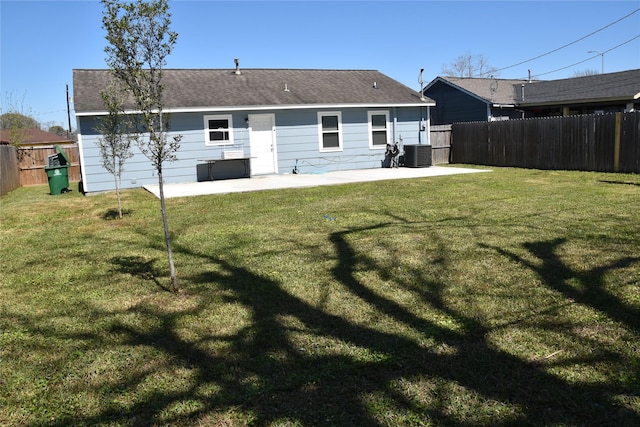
[518,69,640,117]
[423,76,530,124]
[0,128,73,146]
[73,64,435,193]
[424,69,640,124]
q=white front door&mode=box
[249,114,277,175]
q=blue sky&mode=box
[1,0,639,129]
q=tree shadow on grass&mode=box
[110,255,170,292]
[101,208,133,220]
[485,237,640,334]
[40,221,640,426]
[329,227,640,424]
[599,179,640,187]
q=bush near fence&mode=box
[451,112,640,173]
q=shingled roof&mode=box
[519,69,640,105]
[436,76,530,105]
[429,69,640,107]
[73,68,434,114]
[0,129,73,145]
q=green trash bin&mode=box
[45,165,70,194]
[44,145,71,195]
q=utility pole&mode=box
[66,84,72,137]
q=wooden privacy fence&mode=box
[1,145,20,196]
[429,125,451,164]
[16,143,81,186]
[451,112,640,173]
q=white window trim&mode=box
[317,111,343,152]
[204,114,234,146]
[368,110,390,149]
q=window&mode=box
[318,112,342,151]
[204,114,233,146]
[368,111,389,149]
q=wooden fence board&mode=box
[1,145,20,196]
[429,125,451,164]
[620,112,640,173]
[17,144,81,186]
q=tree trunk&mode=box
[157,168,178,292]
[114,176,123,219]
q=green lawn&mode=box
[1,166,639,426]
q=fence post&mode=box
[614,112,621,172]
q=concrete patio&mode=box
[143,165,491,199]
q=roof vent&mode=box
[373,81,377,89]
[234,58,241,75]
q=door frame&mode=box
[248,113,277,175]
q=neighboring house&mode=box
[424,69,640,124]
[0,128,73,146]
[519,69,640,117]
[423,76,530,124]
[73,65,435,193]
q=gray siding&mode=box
[78,106,426,193]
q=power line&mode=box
[493,7,640,74]
[530,35,640,78]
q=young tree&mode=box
[95,78,134,219]
[102,0,182,292]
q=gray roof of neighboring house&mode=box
[519,69,640,105]
[0,129,73,145]
[427,69,640,107]
[434,76,530,105]
[73,68,434,114]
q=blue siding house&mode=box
[423,76,529,125]
[424,70,640,124]
[73,64,435,193]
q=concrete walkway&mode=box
[143,166,491,199]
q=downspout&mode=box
[419,106,425,144]
[424,106,431,145]
[76,117,88,193]
[392,107,397,143]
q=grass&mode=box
[1,166,639,426]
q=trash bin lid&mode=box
[44,164,69,170]
[54,144,70,166]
